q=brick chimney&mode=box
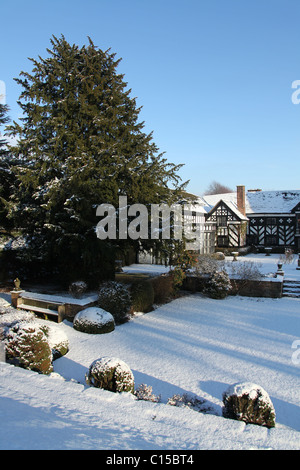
[237,185,246,216]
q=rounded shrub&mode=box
[73,307,115,334]
[130,279,154,313]
[222,382,276,428]
[203,270,231,299]
[85,356,134,393]
[5,322,53,374]
[98,281,132,324]
[212,252,226,261]
[69,280,88,298]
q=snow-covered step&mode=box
[17,293,64,322]
[283,280,300,285]
[283,283,300,289]
[17,303,59,317]
[282,293,300,298]
[282,280,300,298]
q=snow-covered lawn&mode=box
[0,254,299,450]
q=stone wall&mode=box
[229,277,283,298]
[183,274,283,298]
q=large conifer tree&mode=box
[0,103,15,231]
[8,35,187,284]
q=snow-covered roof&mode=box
[246,190,300,214]
[223,200,248,220]
[203,193,248,220]
[202,190,300,215]
[180,195,210,215]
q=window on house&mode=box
[217,216,227,227]
[217,236,229,247]
[266,217,276,225]
[265,235,277,246]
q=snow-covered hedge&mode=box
[98,281,132,324]
[2,306,69,369]
[222,382,276,428]
[5,322,53,375]
[85,356,134,393]
[73,307,115,334]
[130,279,154,313]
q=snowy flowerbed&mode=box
[0,254,299,450]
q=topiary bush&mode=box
[69,280,88,298]
[130,279,154,313]
[5,322,53,374]
[98,281,132,324]
[73,307,115,334]
[203,270,232,299]
[222,382,276,428]
[85,357,134,393]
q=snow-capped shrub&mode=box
[196,254,225,275]
[222,382,276,428]
[212,252,226,261]
[0,307,36,333]
[5,322,53,375]
[73,307,115,334]
[85,357,134,393]
[228,261,264,295]
[40,323,69,360]
[228,260,263,281]
[69,280,88,298]
[130,280,154,313]
[203,270,231,299]
[167,392,212,413]
[98,281,132,324]
[134,383,161,402]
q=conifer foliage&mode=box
[8,35,186,284]
[0,104,14,230]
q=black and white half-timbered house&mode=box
[246,190,300,252]
[203,186,300,253]
[203,186,249,251]
[138,186,300,264]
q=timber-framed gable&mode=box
[205,200,248,249]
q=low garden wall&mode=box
[183,274,283,298]
[229,276,283,298]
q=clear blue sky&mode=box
[1,0,300,195]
